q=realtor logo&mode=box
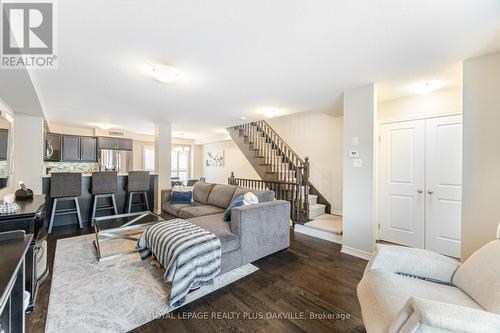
[1,0,57,68]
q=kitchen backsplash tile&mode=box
[44,162,98,174]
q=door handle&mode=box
[427,190,434,194]
[417,189,423,193]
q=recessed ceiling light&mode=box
[151,64,180,83]
[259,107,279,118]
[408,80,446,95]
[240,117,247,120]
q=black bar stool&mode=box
[48,173,82,234]
[90,171,118,225]
[127,171,150,213]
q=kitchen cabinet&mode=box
[45,133,61,161]
[97,137,116,150]
[0,129,8,161]
[62,135,80,161]
[98,137,133,151]
[116,138,133,150]
[61,135,98,162]
[80,137,97,161]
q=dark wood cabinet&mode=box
[45,133,61,161]
[60,135,98,162]
[116,138,133,150]
[80,137,97,161]
[97,137,116,150]
[0,129,8,161]
[62,135,80,161]
[98,137,133,151]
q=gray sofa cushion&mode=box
[179,205,225,219]
[231,187,275,203]
[192,183,216,204]
[162,201,201,216]
[188,213,239,254]
[207,184,237,208]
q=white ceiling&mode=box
[32,0,500,136]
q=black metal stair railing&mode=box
[229,120,310,223]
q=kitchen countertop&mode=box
[42,172,158,178]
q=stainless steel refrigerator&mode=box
[99,149,133,173]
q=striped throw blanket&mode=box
[136,219,222,307]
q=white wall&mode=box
[462,52,500,259]
[202,140,260,184]
[342,84,377,259]
[13,114,44,194]
[154,123,172,210]
[267,111,343,213]
[378,87,462,122]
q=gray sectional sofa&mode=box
[161,183,290,274]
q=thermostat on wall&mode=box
[349,150,360,158]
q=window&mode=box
[171,145,190,180]
[143,146,155,171]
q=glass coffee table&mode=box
[93,211,164,262]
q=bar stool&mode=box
[48,173,82,234]
[90,171,118,226]
[126,171,150,213]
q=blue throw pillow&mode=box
[224,195,244,221]
[171,190,192,204]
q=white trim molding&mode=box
[378,111,462,125]
[294,224,343,244]
[341,245,373,261]
[331,209,343,216]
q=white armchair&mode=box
[357,223,500,333]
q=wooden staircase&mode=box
[228,120,330,225]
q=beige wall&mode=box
[49,123,94,136]
[202,140,260,184]
[267,111,343,213]
[13,114,44,194]
[133,140,154,171]
[192,144,203,179]
[462,52,500,259]
[378,87,462,122]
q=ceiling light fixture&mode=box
[98,123,113,130]
[408,80,446,95]
[259,107,278,118]
[240,117,247,120]
[151,64,181,83]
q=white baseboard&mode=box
[154,208,162,215]
[341,246,373,261]
[331,209,343,216]
[294,224,343,244]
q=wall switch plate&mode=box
[349,149,360,158]
[353,158,363,168]
[352,136,359,146]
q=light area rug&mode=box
[45,234,258,333]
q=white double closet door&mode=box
[379,115,463,258]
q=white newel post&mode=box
[154,122,172,213]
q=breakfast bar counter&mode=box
[41,173,158,228]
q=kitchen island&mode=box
[42,173,158,228]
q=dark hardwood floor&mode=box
[27,224,367,333]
